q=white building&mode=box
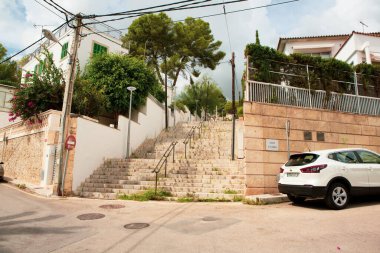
[22,21,128,80]
[0,84,16,128]
[277,31,380,66]
[277,34,349,58]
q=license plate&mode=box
[287,172,299,177]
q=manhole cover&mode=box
[124,223,150,229]
[99,204,125,209]
[77,213,105,220]
[202,216,220,222]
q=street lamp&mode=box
[126,86,137,158]
[42,29,63,47]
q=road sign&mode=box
[65,135,76,150]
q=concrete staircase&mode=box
[76,121,245,200]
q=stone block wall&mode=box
[0,110,61,186]
[244,102,380,195]
[0,132,45,184]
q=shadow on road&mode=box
[0,214,64,227]
[289,196,380,210]
[0,211,36,222]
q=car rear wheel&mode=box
[287,194,306,204]
[325,183,350,210]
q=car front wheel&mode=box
[287,194,306,204]
[325,183,350,210]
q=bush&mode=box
[244,43,380,97]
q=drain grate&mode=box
[202,216,220,222]
[124,223,150,229]
[99,204,125,210]
[77,213,105,220]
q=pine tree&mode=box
[255,30,261,45]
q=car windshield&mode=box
[285,153,319,166]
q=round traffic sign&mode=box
[65,135,76,150]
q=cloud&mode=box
[288,0,380,36]
[3,0,379,99]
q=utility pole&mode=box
[55,14,82,196]
[231,52,236,161]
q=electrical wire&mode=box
[222,2,233,53]
[176,0,299,21]
[0,21,71,65]
[81,0,248,27]
[80,0,300,36]
[46,0,74,16]
[82,25,123,47]
[83,0,206,18]
[81,0,213,27]
[32,0,66,21]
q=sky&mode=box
[1,0,380,99]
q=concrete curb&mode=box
[245,194,289,204]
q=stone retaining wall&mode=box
[244,102,380,195]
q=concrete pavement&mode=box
[1,182,380,253]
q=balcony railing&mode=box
[245,80,380,116]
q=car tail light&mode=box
[280,168,284,173]
[300,164,327,173]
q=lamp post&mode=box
[126,86,137,158]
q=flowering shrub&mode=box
[9,50,64,123]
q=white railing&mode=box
[246,81,380,116]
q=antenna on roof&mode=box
[360,21,368,33]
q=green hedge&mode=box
[245,43,380,97]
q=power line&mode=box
[222,3,233,53]
[32,0,66,21]
[82,25,123,47]
[81,0,248,27]
[81,0,300,36]
[81,0,213,27]
[177,0,299,20]
[0,21,70,65]
[84,0,206,18]
[46,0,74,16]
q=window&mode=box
[285,153,319,167]
[61,42,69,59]
[93,43,108,55]
[304,131,312,141]
[356,150,380,164]
[333,151,359,164]
[317,132,325,141]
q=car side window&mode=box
[334,151,359,164]
[356,151,380,164]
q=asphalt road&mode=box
[1,182,380,253]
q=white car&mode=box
[278,148,380,209]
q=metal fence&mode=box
[246,80,380,116]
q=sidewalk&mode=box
[3,177,54,197]
[3,176,290,204]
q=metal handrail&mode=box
[152,141,177,194]
[246,80,380,116]
[183,121,204,158]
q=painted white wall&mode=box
[22,26,127,79]
[335,34,380,65]
[282,38,346,57]
[0,84,17,128]
[71,95,192,191]
[72,116,125,190]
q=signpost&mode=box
[62,135,76,195]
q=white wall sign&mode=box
[266,139,279,151]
